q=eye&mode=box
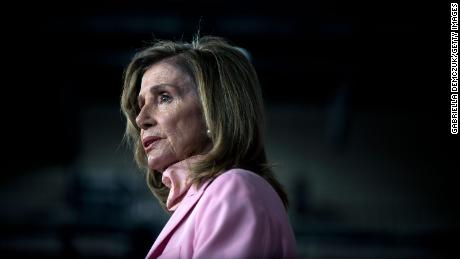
[158,93,172,104]
[137,97,144,110]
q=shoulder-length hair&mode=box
[121,35,288,212]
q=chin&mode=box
[148,154,179,172]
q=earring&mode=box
[206,129,211,135]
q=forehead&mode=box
[140,59,192,93]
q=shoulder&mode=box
[207,168,271,193]
[200,168,284,212]
[213,168,267,185]
[191,169,296,258]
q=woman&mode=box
[121,35,298,259]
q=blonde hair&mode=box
[121,36,288,211]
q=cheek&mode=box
[159,105,180,132]
[167,108,206,151]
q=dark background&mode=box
[1,1,458,258]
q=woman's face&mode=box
[136,59,208,172]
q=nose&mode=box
[135,106,155,130]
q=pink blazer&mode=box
[146,168,298,258]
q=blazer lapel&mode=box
[146,179,213,258]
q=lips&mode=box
[142,136,162,152]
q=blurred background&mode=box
[1,1,458,258]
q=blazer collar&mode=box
[146,179,213,258]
